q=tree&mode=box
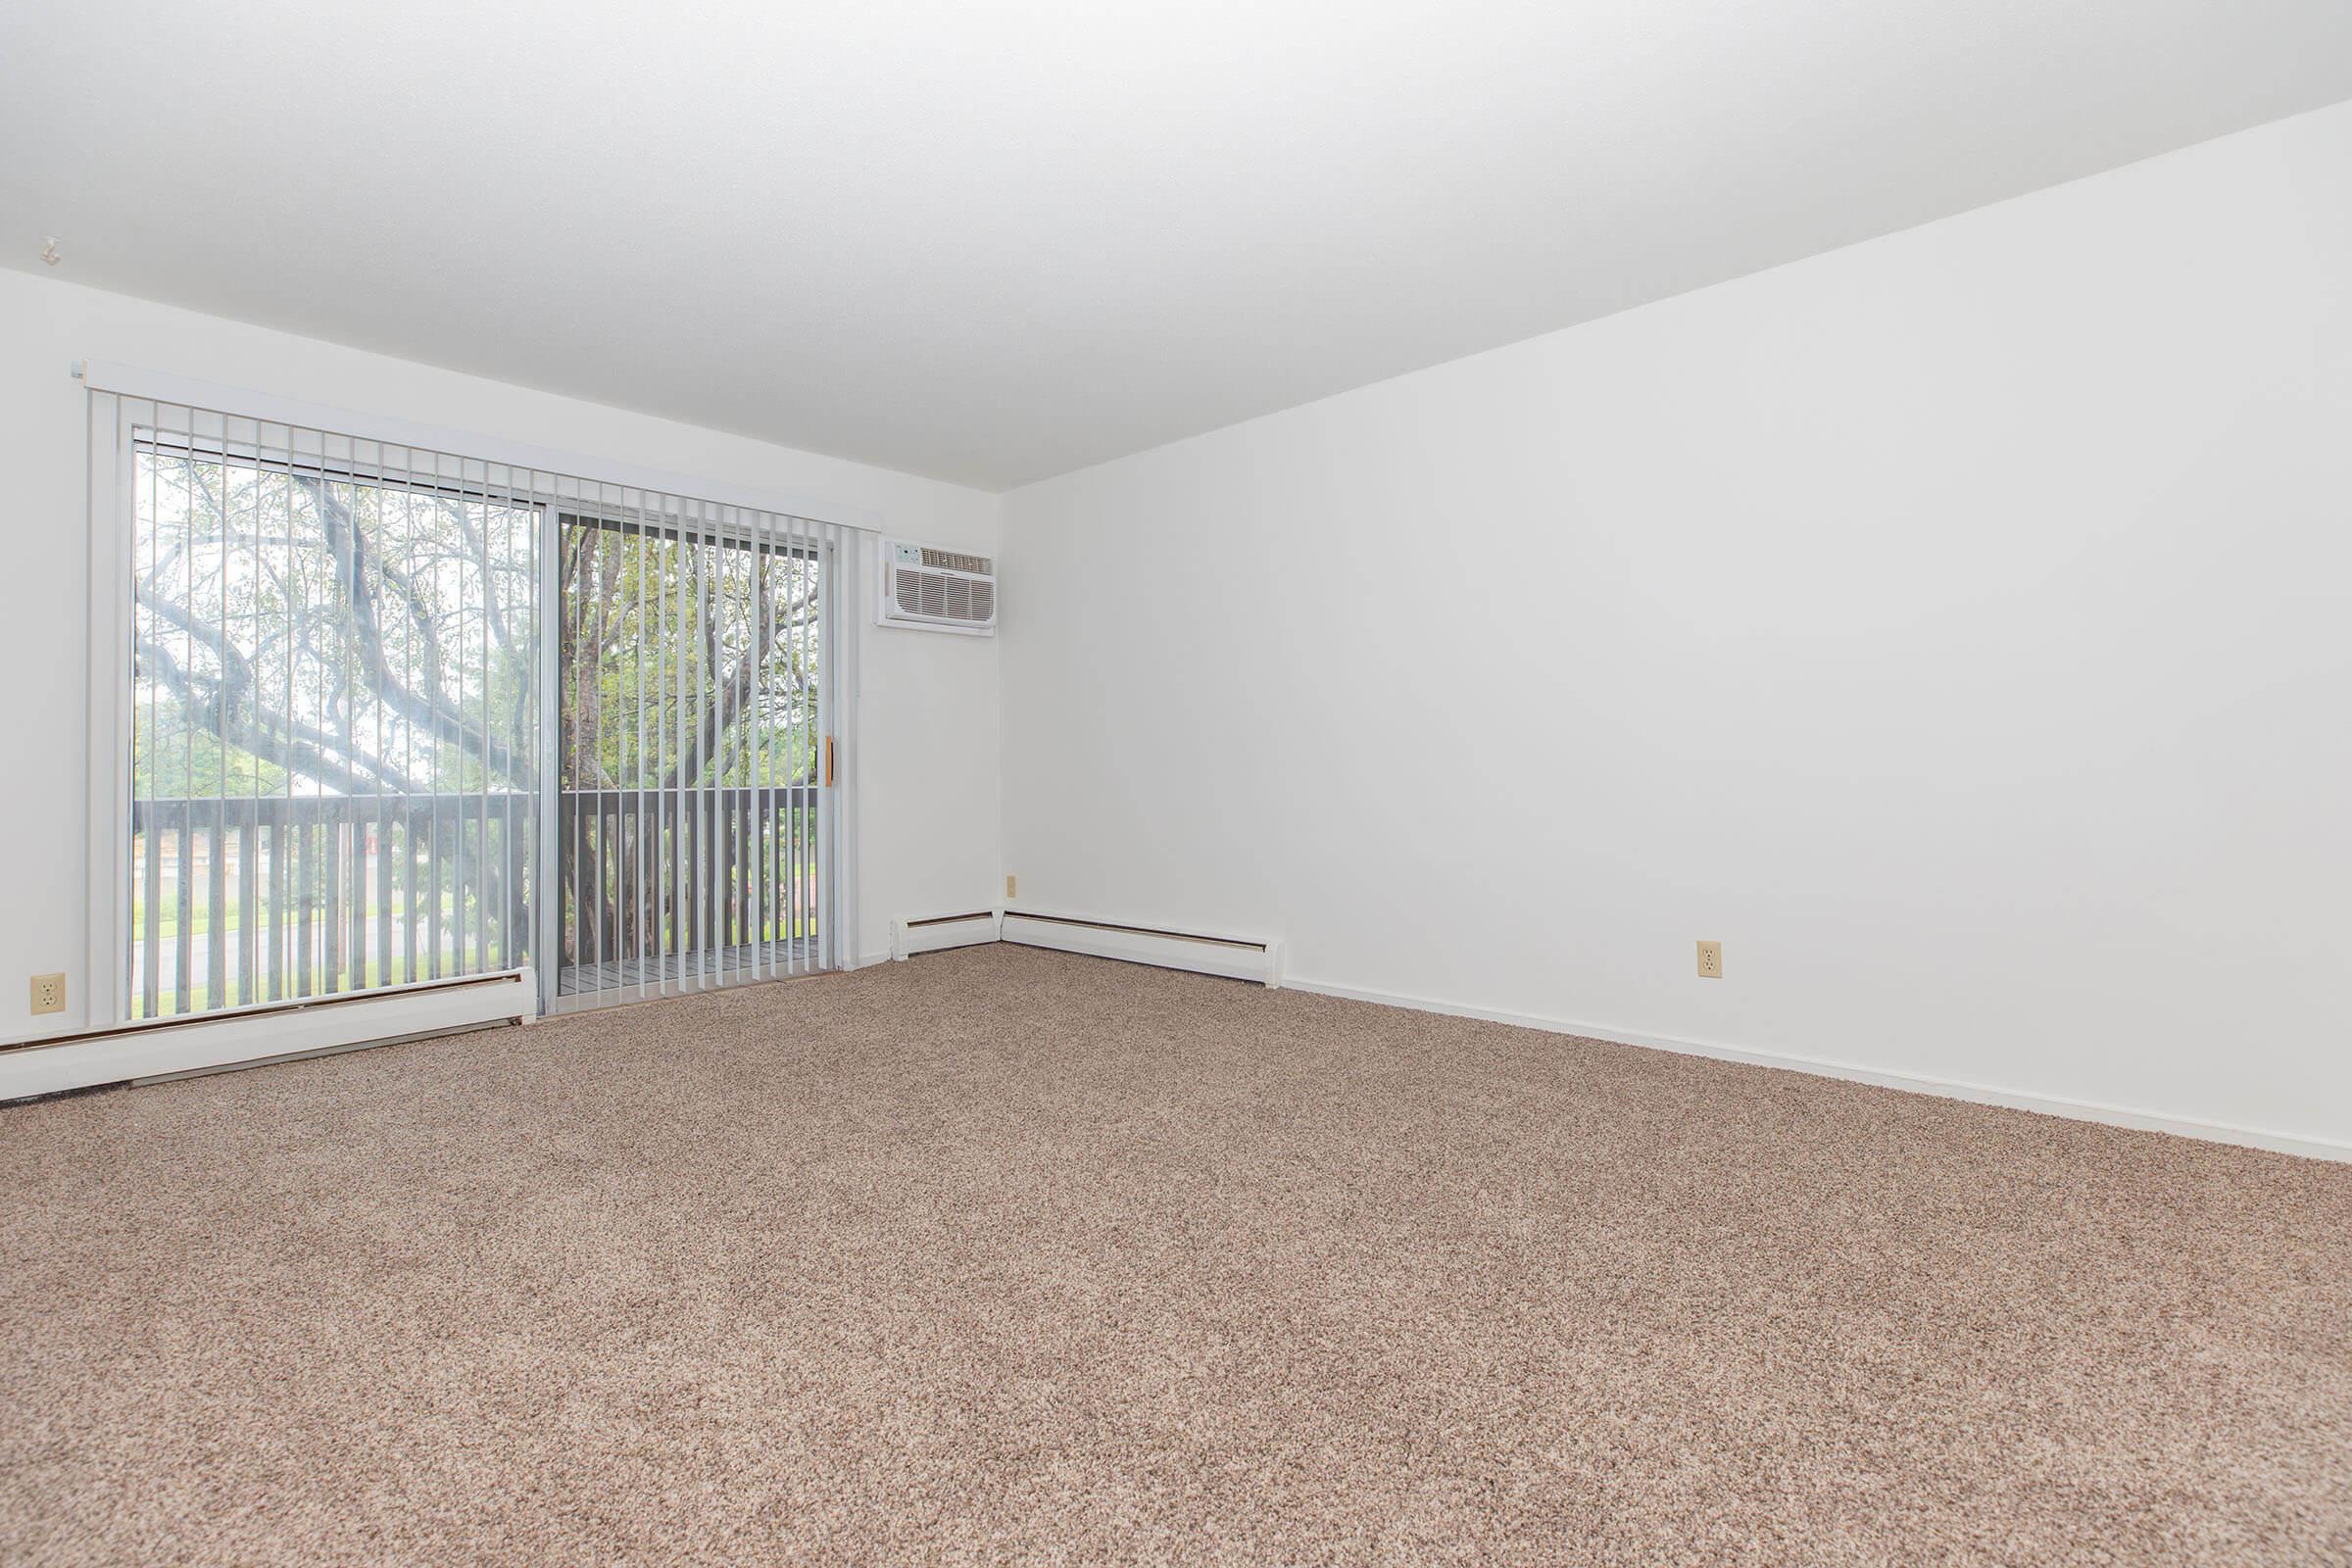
[130,440,823,987]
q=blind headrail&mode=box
[73,359,880,537]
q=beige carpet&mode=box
[3,946,2347,1567]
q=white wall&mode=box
[1002,102,2352,1152]
[0,270,1001,1042]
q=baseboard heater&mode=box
[891,909,1003,959]
[1000,911,1283,988]
[0,970,537,1102]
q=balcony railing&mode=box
[556,785,821,996]
[128,786,819,1017]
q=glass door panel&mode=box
[552,507,824,1004]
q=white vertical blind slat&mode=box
[792,512,808,977]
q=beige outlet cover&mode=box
[1695,941,1722,978]
[30,972,66,1014]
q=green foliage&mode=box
[134,706,291,799]
[559,520,821,792]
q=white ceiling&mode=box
[5,2,2349,490]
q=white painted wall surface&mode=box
[1001,104,2352,1152]
[0,270,1001,1043]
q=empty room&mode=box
[3,3,2348,1563]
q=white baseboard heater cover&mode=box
[0,971,537,1102]
[891,910,1003,959]
[1001,912,1282,987]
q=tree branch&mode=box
[134,628,414,799]
[661,577,816,791]
[297,476,531,787]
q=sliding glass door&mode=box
[551,504,831,1006]
[96,390,850,1032]
[124,416,538,1017]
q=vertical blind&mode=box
[550,493,833,1004]
[97,389,849,1026]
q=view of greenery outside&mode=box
[129,437,820,1017]
[556,515,823,983]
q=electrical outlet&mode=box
[1005,873,1016,899]
[1695,941,1722,979]
[29,972,66,1015]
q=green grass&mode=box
[128,912,821,1019]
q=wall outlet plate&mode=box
[1695,941,1722,979]
[29,972,66,1014]
[1005,873,1016,899]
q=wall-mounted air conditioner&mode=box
[878,539,997,634]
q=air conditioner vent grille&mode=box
[897,569,949,617]
[879,538,998,635]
